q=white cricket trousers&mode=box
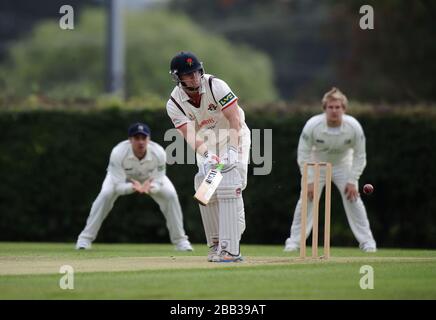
[195,129,251,252]
[77,175,188,245]
[287,164,376,249]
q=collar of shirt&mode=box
[321,114,346,134]
[179,78,207,102]
[127,145,153,162]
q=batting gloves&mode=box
[222,146,238,165]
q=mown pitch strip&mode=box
[1,255,435,275]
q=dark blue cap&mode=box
[128,122,151,137]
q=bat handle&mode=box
[215,163,225,171]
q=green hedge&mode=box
[0,108,435,248]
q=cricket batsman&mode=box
[76,122,193,251]
[166,51,251,262]
[284,88,377,252]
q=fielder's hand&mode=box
[141,178,153,194]
[131,179,144,193]
[345,183,359,202]
[307,183,314,201]
[131,178,153,194]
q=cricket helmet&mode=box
[169,51,204,85]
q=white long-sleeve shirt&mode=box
[166,73,250,157]
[297,113,367,185]
[107,140,166,195]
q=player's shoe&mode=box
[211,250,243,263]
[207,243,219,262]
[361,242,377,253]
[362,246,377,253]
[75,240,92,250]
[283,238,299,252]
[175,240,194,252]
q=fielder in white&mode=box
[166,51,251,262]
[76,122,193,251]
[284,88,377,253]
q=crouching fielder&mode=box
[284,88,377,253]
[76,122,193,251]
[166,51,251,262]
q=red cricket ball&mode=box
[363,184,374,195]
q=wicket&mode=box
[300,162,332,259]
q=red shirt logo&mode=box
[199,118,215,128]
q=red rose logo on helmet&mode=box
[186,58,193,66]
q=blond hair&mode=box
[322,87,348,109]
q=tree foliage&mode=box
[0,8,277,104]
[171,0,436,103]
[330,0,436,103]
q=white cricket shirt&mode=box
[107,140,166,194]
[166,74,250,156]
[298,113,367,184]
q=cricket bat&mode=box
[194,164,224,206]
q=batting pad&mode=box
[195,174,219,247]
[216,168,245,256]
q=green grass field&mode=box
[0,242,435,299]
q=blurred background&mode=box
[0,0,435,248]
